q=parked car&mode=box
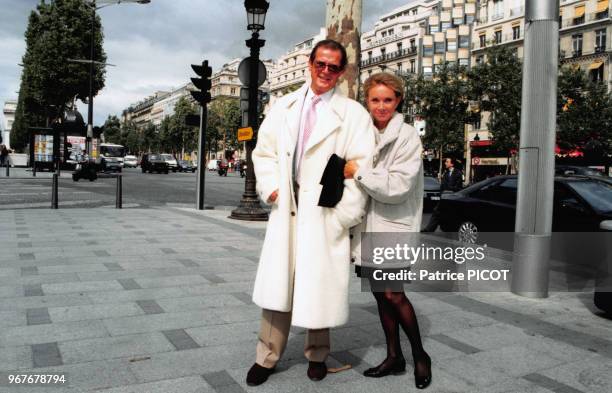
[437,175,612,237]
[423,176,441,212]
[555,165,608,178]
[178,160,196,173]
[161,154,178,172]
[141,153,169,174]
[123,155,138,168]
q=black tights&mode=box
[372,290,430,376]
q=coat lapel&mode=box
[303,89,346,154]
[284,83,309,150]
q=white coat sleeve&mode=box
[333,109,376,229]
[354,128,423,205]
[252,109,279,205]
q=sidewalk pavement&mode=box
[0,207,610,393]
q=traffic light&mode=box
[190,60,212,105]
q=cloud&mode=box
[1,0,410,127]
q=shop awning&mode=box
[575,5,585,18]
[597,0,609,13]
[589,61,604,70]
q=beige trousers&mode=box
[255,308,330,368]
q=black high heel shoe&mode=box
[413,353,432,389]
[363,357,406,378]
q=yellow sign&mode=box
[237,127,253,141]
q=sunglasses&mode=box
[313,61,343,74]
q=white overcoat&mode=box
[252,83,376,329]
[350,113,424,265]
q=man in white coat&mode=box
[246,40,375,386]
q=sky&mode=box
[0,0,414,128]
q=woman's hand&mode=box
[344,160,359,179]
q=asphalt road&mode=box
[0,167,246,209]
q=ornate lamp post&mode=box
[230,0,269,221]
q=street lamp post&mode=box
[83,0,151,158]
[230,0,269,221]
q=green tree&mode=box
[207,97,241,159]
[121,120,141,154]
[404,62,469,175]
[11,0,106,151]
[468,46,522,173]
[557,66,612,152]
[168,97,198,156]
[101,115,122,144]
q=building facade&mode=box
[2,100,17,149]
[268,28,327,105]
[360,1,437,83]
[212,57,274,100]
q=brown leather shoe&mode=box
[307,361,327,381]
[246,363,275,386]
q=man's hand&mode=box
[267,189,279,203]
[344,160,359,179]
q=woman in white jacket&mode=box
[345,73,431,389]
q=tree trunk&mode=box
[326,0,362,99]
[438,144,444,179]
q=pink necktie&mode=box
[297,95,321,176]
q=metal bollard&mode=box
[51,173,59,209]
[5,162,9,177]
[115,174,122,209]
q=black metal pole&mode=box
[229,31,268,221]
[52,173,59,209]
[196,105,208,210]
[86,1,96,158]
[115,174,122,208]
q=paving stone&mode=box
[18,253,35,261]
[86,240,98,245]
[429,333,481,354]
[21,266,39,276]
[24,283,44,297]
[59,332,174,364]
[16,234,29,239]
[27,307,51,325]
[202,273,226,284]
[0,320,109,347]
[103,310,220,336]
[135,275,208,289]
[94,250,111,257]
[0,293,92,311]
[104,262,124,271]
[155,294,244,313]
[523,373,586,393]
[17,242,32,248]
[162,329,200,350]
[87,287,186,304]
[0,310,26,328]
[118,279,142,290]
[93,376,214,393]
[48,303,144,323]
[42,280,124,295]
[31,342,63,368]
[136,300,165,315]
[0,345,32,371]
[178,258,200,268]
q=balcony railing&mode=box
[471,33,523,50]
[561,11,610,28]
[360,47,418,67]
[559,46,609,60]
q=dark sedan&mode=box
[437,175,612,237]
[423,176,441,211]
[178,160,196,173]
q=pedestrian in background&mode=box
[422,157,463,232]
[0,145,9,167]
[344,72,432,389]
[247,39,375,386]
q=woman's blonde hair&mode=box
[363,72,405,100]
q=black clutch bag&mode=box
[318,153,346,207]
